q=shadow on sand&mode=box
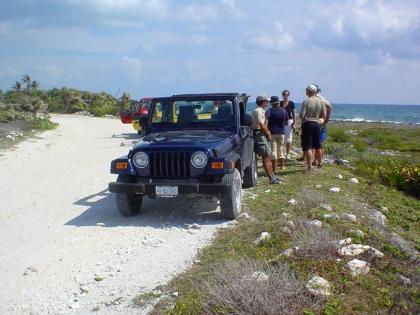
[65,188,227,228]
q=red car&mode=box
[120,97,152,135]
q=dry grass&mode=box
[202,257,319,315]
[293,223,342,260]
[297,189,328,212]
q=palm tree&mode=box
[12,81,22,92]
[31,80,40,90]
[22,74,32,93]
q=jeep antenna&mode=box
[114,88,121,99]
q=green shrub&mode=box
[354,156,420,197]
[26,117,58,130]
[351,138,367,152]
[328,127,351,143]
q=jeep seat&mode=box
[213,104,233,121]
[177,106,198,124]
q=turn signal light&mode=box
[211,162,224,169]
[116,162,128,169]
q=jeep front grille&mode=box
[150,152,191,178]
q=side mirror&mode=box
[242,113,253,126]
[139,116,149,128]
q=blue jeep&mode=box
[108,93,257,219]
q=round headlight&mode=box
[133,152,148,168]
[191,151,208,168]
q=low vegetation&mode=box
[149,122,419,315]
[1,74,130,149]
[326,122,420,197]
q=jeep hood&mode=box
[133,130,237,152]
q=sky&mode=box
[0,0,419,104]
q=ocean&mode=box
[246,103,420,125]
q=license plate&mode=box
[156,186,178,198]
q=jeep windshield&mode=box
[150,99,235,129]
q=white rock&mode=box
[336,174,343,180]
[287,220,295,228]
[398,275,411,285]
[347,259,370,276]
[307,220,323,228]
[264,189,271,193]
[369,210,387,227]
[380,206,389,214]
[254,232,271,245]
[339,244,384,258]
[80,285,90,294]
[315,184,322,188]
[96,222,105,227]
[281,212,290,218]
[338,244,371,256]
[338,238,352,246]
[349,178,359,184]
[320,204,333,211]
[251,271,269,282]
[306,276,331,296]
[172,291,179,297]
[367,247,384,258]
[237,212,251,221]
[288,199,297,205]
[281,247,299,257]
[340,213,356,222]
[329,187,341,193]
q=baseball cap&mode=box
[306,84,317,93]
[270,96,280,104]
[256,94,270,102]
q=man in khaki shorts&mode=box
[266,96,288,172]
[251,94,279,184]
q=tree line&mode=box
[0,74,131,119]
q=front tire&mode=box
[243,151,258,188]
[220,169,242,219]
[115,175,143,217]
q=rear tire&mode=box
[220,169,242,219]
[243,152,258,188]
[115,175,143,217]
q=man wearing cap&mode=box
[299,85,326,172]
[266,96,288,172]
[251,94,279,184]
[315,85,332,162]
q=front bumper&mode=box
[108,181,231,195]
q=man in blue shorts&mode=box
[315,85,332,163]
[299,85,326,172]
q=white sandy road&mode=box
[0,114,231,314]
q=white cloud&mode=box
[122,56,142,81]
[177,4,219,23]
[247,22,295,52]
[67,0,169,18]
[36,64,62,77]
